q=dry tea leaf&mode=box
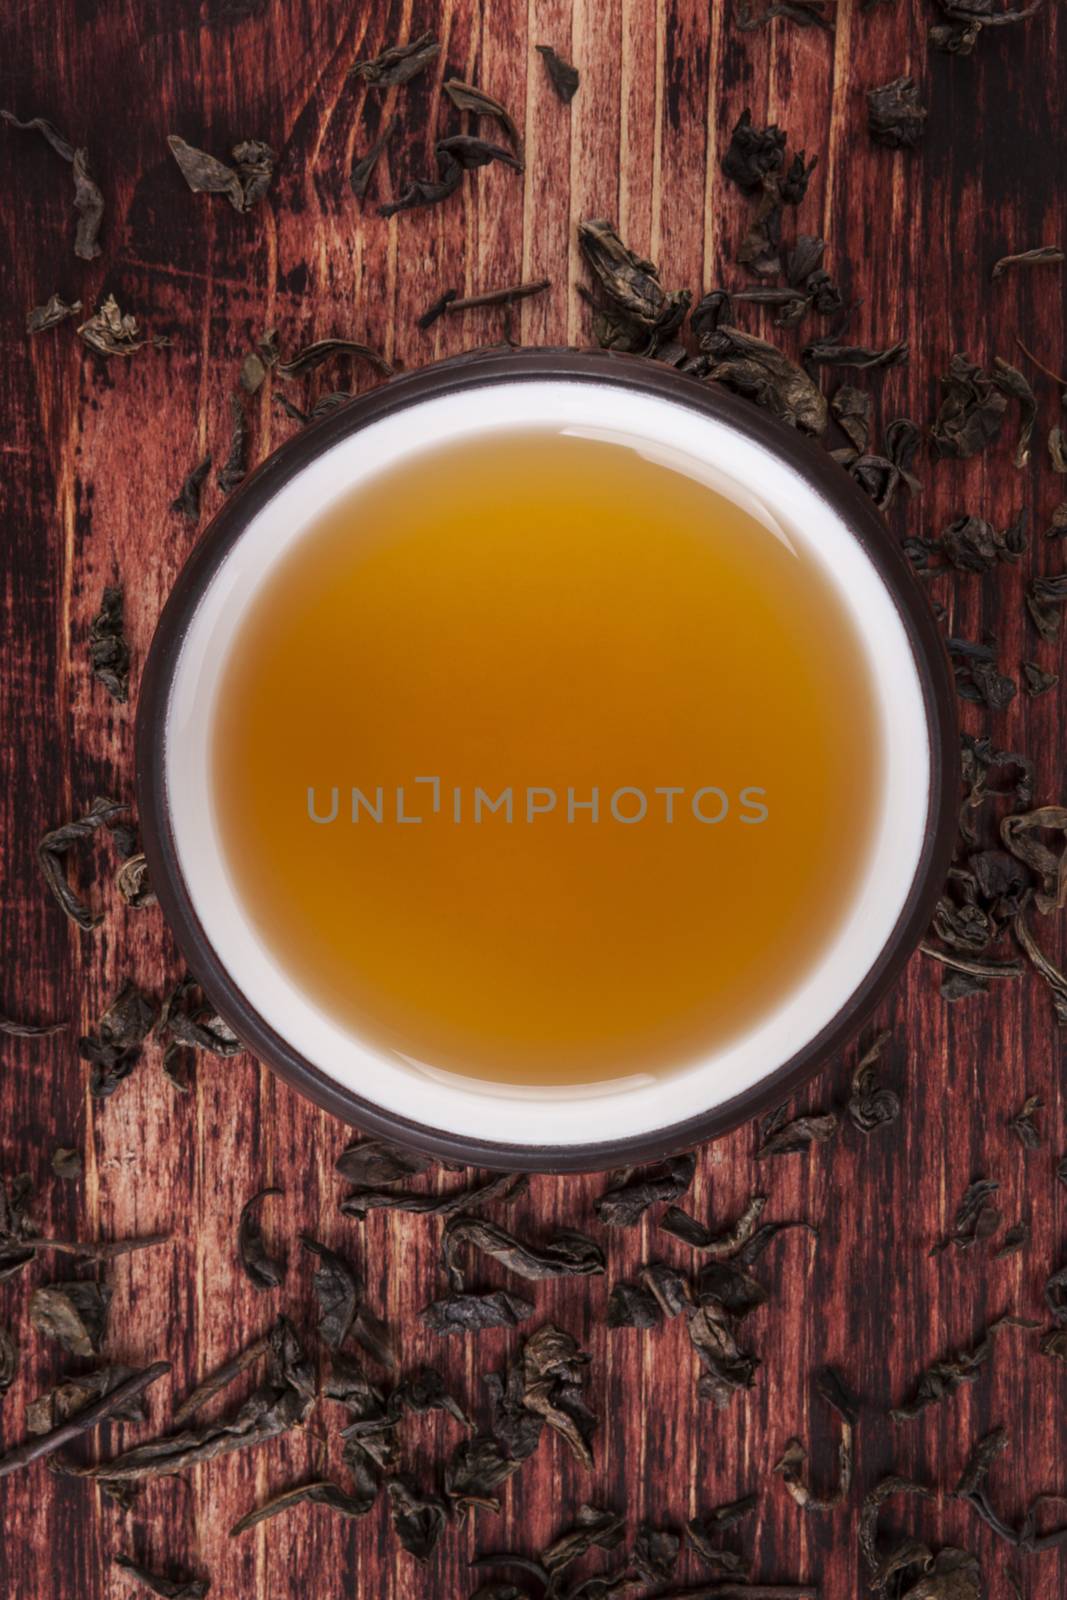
[30,1281,112,1357]
[758,1102,838,1156]
[605,1280,662,1328]
[0,1010,66,1039]
[216,393,248,494]
[774,1368,858,1511]
[579,218,690,354]
[442,77,523,163]
[703,326,828,435]
[386,1477,448,1561]
[352,32,440,86]
[930,0,1045,55]
[992,244,1064,279]
[992,357,1037,466]
[171,455,212,521]
[633,1523,681,1583]
[113,1555,209,1599]
[26,293,81,333]
[77,296,147,358]
[421,1289,534,1337]
[445,1433,521,1517]
[867,77,927,148]
[335,1139,432,1186]
[300,1235,357,1348]
[238,1188,286,1290]
[661,1194,768,1255]
[521,1323,597,1468]
[542,1505,625,1574]
[79,981,156,1099]
[275,338,392,381]
[167,134,275,211]
[890,1315,1037,1420]
[1001,806,1067,912]
[932,352,1008,458]
[1026,573,1067,641]
[1009,1094,1042,1148]
[848,1032,901,1133]
[27,1365,146,1434]
[230,1478,371,1535]
[1013,911,1067,1025]
[594,1153,695,1227]
[442,1214,605,1291]
[931,1177,1001,1253]
[2,110,103,259]
[341,1169,525,1220]
[351,116,397,200]
[536,46,579,103]
[88,586,130,703]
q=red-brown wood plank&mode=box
[0,2,1065,1597]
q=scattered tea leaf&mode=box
[79,981,156,1099]
[661,1194,768,1255]
[26,293,81,333]
[1013,911,1067,1025]
[352,116,397,200]
[0,1010,66,1039]
[931,1178,1001,1254]
[1026,573,1067,641]
[335,1139,433,1186]
[88,586,130,703]
[231,1478,371,1535]
[758,1102,838,1156]
[352,32,440,86]
[275,337,392,381]
[386,1476,449,1561]
[114,1554,209,1599]
[238,1188,286,1290]
[1009,1094,1042,1149]
[2,110,103,259]
[442,78,523,164]
[994,1222,1029,1258]
[536,45,580,103]
[867,77,927,148]
[848,1032,901,1133]
[421,1289,534,1336]
[445,1433,521,1516]
[521,1323,597,1468]
[442,1215,605,1291]
[594,1153,695,1227]
[216,393,248,494]
[30,1280,112,1356]
[890,1315,1037,1420]
[51,1147,82,1179]
[633,1523,681,1583]
[167,134,275,211]
[932,352,1009,458]
[992,245,1064,280]
[27,1365,146,1434]
[579,218,690,355]
[703,326,828,435]
[171,455,212,521]
[342,1169,526,1220]
[775,1368,858,1511]
[300,1235,358,1348]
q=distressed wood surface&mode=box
[1,2,1066,1596]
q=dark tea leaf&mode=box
[51,1147,82,1178]
[775,1368,858,1512]
[167,134,275,211]
[536,45,580,103]
[445,1434,521,1516]
[991,358,1037,467]
[1009,1094,1042,1148]
[633,1523,681,1582]
[736,0,834,26]
[1000,806,1067,912]
[867,77,927,148]
[300,1235,358,1348]
[342,1169,526,1220]
[932,353,1009,458]
[231,1478,372,1535]
[930,0,1045,55]
[26,294,81,333]
[758,1103,838,1156]
[335,1139,432,1186]
[238,1189,286,1290]
[1026,574,1067,641]
[0,1010,66,1039]
[442,78,523,164]
[113,1555,209,1599]
[1013,912,1067,1025]
[931,1177,1001,1253]
[442,1215,605,1291]
[72,1317,314,1480]
[216,393,248,494]
[352,32,440,86]
[994,1222,1029,1258]
[946,638,1017,710]
[386,1477,449,1561]
[660,1194,767,1255]
[579,219,690,355]
[157,973,241,1058]
[27,1365,145,1434]
[521,1323,597,1468]
[890,1315,1037,1420]
[1,110,103,259]
[421,1289,534,1336]
[847,1032,901,1133]
[594,1154,695,1227]
[30,1281,112,1357]
[542,1505,625,1574]
[171,455,212,521]
[77,296,148,357]
[803,337,908,370]
[79,981,156,1099]
[703,326,828,435]
[88,586,130,703]
[116,852,155,909]
[992,245,1064,279]
[605,1280,662,1328]
[687,1493,756,1572]
[275,338,392,380]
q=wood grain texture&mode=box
[1,1,1066,1596]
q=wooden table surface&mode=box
[2,1,1066,1596]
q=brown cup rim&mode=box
[136,346,958,1173]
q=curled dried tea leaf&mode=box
[72,1317,314,1481]
[26,293,81,333]
[351,116,397,200]
[946,638,1017,710]
[521,1323,596,1468]
[342,1169,525,1220]
[30,1281,112,1356]
[2,111,103,259]
[1026,573,1067,641]
[579,219,690,355]
[930,0,1046,55]
[335,1138,432,1186]
[157,973,241,1058]
[442,1214,604,1292]
[931,1177,1001,1253]
[1001,806,1067,912]
[536,45,579,103]
[113,1555,209,1599]
[0,1010,66,1039]
[594,1153,695,1227]
[1009,1094,1042,1149]
[848,1032,901,1133]
[867,77,927,148]
[890,1315,1037,1420]
[116,853,155,909]
[88,586,130,703]
[660,1194,768,1255]
[78,296,147,357]
[0,1328,16,1400]
[216,393,248,494]
[445,1434,521,1517]
[703,326,828,435]
[688,1298,760,1409]
[993,245,1064,280]
[831,385,872,452]
[171,455,212,521]
[992,358,1037,467]
[775,1368,857,1511]
[352,32,439,86]
[0,1361,169,1482]
[804,337,908,370]
[27,1365,146,1434]
[300,1235,357,1348]
[483,1362,544,1461]
[758,1102,838,1156]
[633,1523,681,1582]
[936,512,1027,573]
[605,1280,662,1328]
[442,78,523,164]
[79,981,156,1099]
[859,1476,937,1575]
[231,1478,372,1535]
[421,1289,534,1336]
[542,1505,625,1574]
[932,352,1009,458]
[386,1477,448,1561]
[275,338,392,381]
[167,134,275,211]
[238,1188,285,1290]
[687,1493,757,1572]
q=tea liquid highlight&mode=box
[212,428,881,1086]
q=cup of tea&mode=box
[136,348,956,1171]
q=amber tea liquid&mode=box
[212,428,881,1086]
